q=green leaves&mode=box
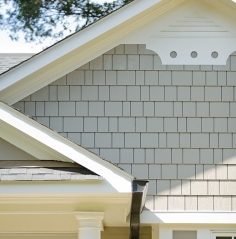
[0,0,133,43]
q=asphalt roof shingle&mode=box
[0,1,135,76]
[0,53,35,74]
[0,160,103,182]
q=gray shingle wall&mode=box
[13,44,236,211]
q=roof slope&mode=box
[0,0,167,104]
[0,102,133,191]
[0,54,34,74]
[0,1,134,76]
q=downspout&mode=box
[130,180,149,239]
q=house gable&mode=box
[2,0,236,236]
[12,43,236,218]
[1,0,236,104]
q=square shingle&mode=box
[10,168,27,174]
[15,174,32,181]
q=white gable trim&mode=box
[0,102,134,192]
[146,1,236,65]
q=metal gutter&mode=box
[130,180,149,239]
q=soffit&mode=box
[0,190,132,229]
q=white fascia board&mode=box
[140,211,236,224]
[0,0,162,93]
[0,103,134,192]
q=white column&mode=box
[75,212,104,239]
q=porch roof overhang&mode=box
[0,102,134,193]
[0,101,136,231]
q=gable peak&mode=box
[145,3,236,65]
[156,10,232,38]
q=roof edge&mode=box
[0,102,134,192]
[0,0,164,104]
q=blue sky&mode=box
[0,0,114,53]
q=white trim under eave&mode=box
[140,211,236,224]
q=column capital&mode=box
[74,212,104,231]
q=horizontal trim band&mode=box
[140,211,236,224]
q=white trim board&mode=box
[158,228,236,239]
[141,211,236,224]
[212,231,236,239]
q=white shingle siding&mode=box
[14,44,236,211]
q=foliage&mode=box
[0,0,133,42]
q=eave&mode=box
[0,102,134,192]
[0,192,132,229]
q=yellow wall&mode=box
[0,227,151,239]
[102,227,151,239]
